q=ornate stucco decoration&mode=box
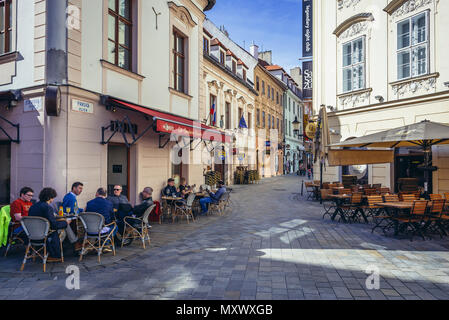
[391,73,438,97]
[338,89,372,109]
[167,2,197,28]
[338,0,362,10]
[224,89,233,100]
[333,13,373,38]
[384,0,435,19]
[237,96,247,105]
[207,80,220,92]
[340,21,369,39]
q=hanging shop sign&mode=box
[302,0,313,57]
[302,60,313,100]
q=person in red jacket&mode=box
[10,187,34,232]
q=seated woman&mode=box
[178,178,194,199]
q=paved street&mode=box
[2,175,449,300]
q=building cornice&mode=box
[329,89,449,117]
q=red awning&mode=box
[106,98,231,143]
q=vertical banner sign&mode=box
[302,60,313,100]
[302,0,313,57]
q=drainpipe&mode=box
[46,0,68,85]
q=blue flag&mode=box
[239,115,248,129]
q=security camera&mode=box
[375,95,384,103]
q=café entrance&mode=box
[107,144,130,199]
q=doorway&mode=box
[0,141,11,204]
[107,144,130,199]
[394,147,429,193]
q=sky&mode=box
[206,0,303,73]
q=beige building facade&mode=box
[313,0,449,193]
[0,0,219,206]
[201,30,258,184]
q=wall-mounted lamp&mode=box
[327,105,335,112]
[444,81,449,88]
[375,95,384,103]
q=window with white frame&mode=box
[342,36,365,93]
[397,11,428,80]
[0,0,12,55]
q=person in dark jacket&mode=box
[133,187,154,218]
[28,188,68,261]
[85,188,114,225]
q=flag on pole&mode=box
[239,115,248,129]
[210,103,216,126]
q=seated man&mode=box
[107,185,133,218]
[107,185,133,235]
[199,181,227,216]
[163,178,179,198]
[29,188,76,261]
[62,182,84,215]
[85,188,116,235]
[133,187,154,218]
[10,187,34,234]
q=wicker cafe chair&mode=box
[20,216,62,272]
[209,191,228,216]
[122,204,155,248]
[321,189,336,219]
[391,200,429,241]
[175,194,196,223]
[3,205,26,257]
[78,212,117,263]
[379,187,391,195]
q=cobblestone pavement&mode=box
[2,175,449,300]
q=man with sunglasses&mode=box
[10,187,34,233]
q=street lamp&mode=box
[292,116,301,136]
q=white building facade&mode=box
[313,0,449,194]
[0,0,221,206]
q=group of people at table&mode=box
[7,177,226,261]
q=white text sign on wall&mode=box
[24,97,43,112]
[72,99,94,114]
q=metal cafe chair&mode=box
[20,216,63,272]
[122,204,155,248]
[391,200,429,241]
[367,195,393,234]
[78,212,117,263]
[321,189,336,219]
[425,199,446,239]
[384,194,399,202]
[430,194,443,200]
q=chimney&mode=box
[259,50,272,65]
[250,44,259,59]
